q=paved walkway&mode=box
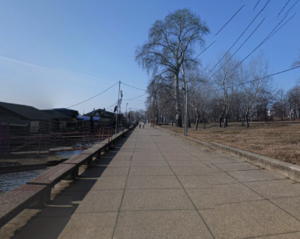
[12,126,300,239]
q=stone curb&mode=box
[154,125,300,183]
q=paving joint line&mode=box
[111,128,139,239]
[212,163,300,224]
[149,128,216,239]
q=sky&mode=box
[0,0,299,114]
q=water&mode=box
[0,150,83,195]
[0,169,49,195]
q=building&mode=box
[0,101,53,135]
[42,109,72,132]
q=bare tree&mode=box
[272,89,287,121]
[239,53,271,127]
[293,52,300,66]
[213,52,239,128]
[135,9,209,127]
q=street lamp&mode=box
[181,86,188,137]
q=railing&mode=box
[97,127,113,143]
[0,127,115,154]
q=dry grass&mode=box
[160,121,300,166]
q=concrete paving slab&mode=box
[80,167,129,177]
[13,217,70,239]
[91,176,127,190]
[167,160,209,167]
[126,176,182,189]
[121,189,194,211]
[58,212,117,239]
[63,179,97,192]
[171,166,222,176]
[163,154,199,161]
[49,191,87,205]
[178,173,238,188]
[131,160,169,167]
[186,183,263,209]
[213,162,259,171]
[113,210,213,239]
[228,169,285,182]
[271,197,300,221]
[75,190,123,213]
[36,206,77,218]
[129,166,174,176]
[245,180,300,199]
[200,200,300,239]
[98,160,131,167]
[132,154,165,161]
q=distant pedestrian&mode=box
[143,122,145,128]
[139,124,141,128]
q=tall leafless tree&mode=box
[135,9,209,127]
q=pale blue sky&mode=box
[0,0,299,114]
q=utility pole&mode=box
[115,81,121,135]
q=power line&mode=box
[253,0,261,10]
[214,65,300,92]
[211,18,265,79]
[205,0,270,77]
[121,82,147,92]
[123,93,147,101]
[193,40,216,60]
[285,0,299,15]
[220,13,293,81]
[267,13,297,40]
[278,0,291,16]
[104,101,118,110]
[215,5,244,36]
[67,82,118,109]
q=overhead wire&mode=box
[253,0,261,10]
[121,82,147,92]
[213,65,300,92]
[210,12,294,83]
[123,93,147,101]
[215,5,244,36]
[266,13,297,40]
[278,0,291,16]
[285,0,299,15]
[67,82,118,109]
[193,40,216,60]
[210,18,265,79]
[205,0,270,77]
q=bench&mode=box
[63,154,91,165]
[27,164,77,186]
[0,184,47,228]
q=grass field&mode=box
[160,121,300,166]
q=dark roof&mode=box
[84,108,114,118]
[41,110,71,119]
[0,102,52,121]
[54,108,79,118]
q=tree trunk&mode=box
[246,116,249,128]
[174,74,182,127]
[219,117,222,127]
[195,115,199,130]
